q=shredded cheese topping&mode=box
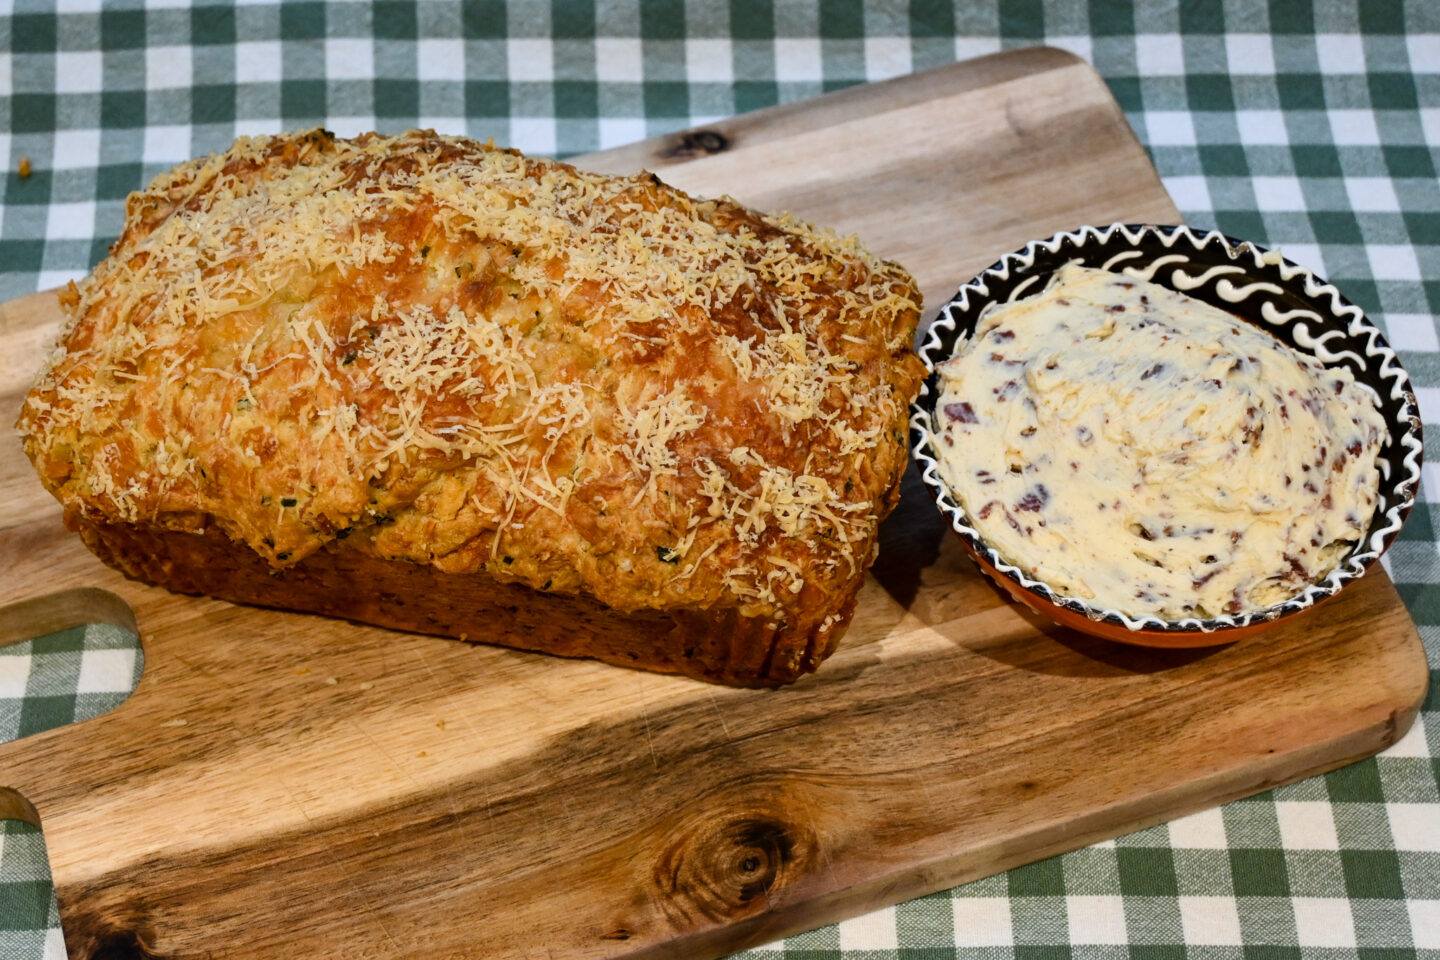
[17,128,924,624]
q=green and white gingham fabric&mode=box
[2,2,1439,958]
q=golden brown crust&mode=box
[18,129,923,683]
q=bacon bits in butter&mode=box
[931,264,1387,620]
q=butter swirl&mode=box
[932,265,1387,620]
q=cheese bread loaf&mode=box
[17,129,924,686]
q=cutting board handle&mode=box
[0,587,139,650]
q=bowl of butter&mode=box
[911,223,1422,646]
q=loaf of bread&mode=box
[17,129,924,686]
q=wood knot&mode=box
[727,818,792,903]
[653,815,807,925]
[66,911,165,960]
[663,129,730,159]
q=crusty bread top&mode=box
[18,129,923,626]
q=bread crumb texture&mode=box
[18,129,924,630]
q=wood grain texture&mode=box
[0,48,1426,960]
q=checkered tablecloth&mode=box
[2,2,1438,958]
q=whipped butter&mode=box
[932,264,1387,620]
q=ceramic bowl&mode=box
[910,223,1423,647]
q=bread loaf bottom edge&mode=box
[70,519,854,687]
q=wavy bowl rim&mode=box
[909,222,1424,634]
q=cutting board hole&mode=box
[0,588,144,742]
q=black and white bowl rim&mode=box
[910,222,1424,634]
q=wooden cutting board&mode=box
[0,48,1427,960]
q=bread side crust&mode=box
[73,517,855,686]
